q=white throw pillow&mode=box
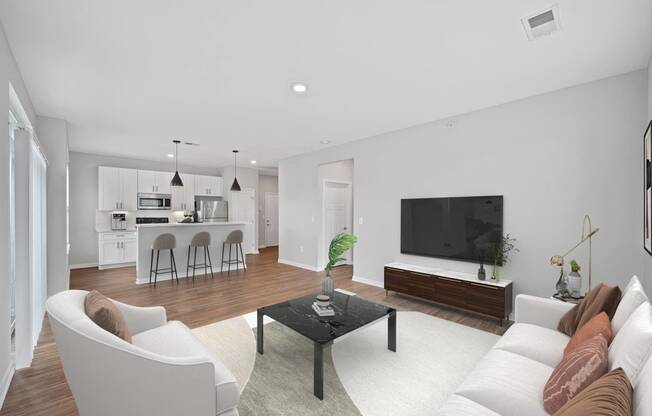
[612,277,649,335]
[634,357,652,416]
[625,275,642,293]
[609,302,652,386]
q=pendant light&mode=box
[230,150,241,191]
[170,140,184,187]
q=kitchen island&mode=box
[135,221,248,284]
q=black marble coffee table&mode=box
[257,292,396,400]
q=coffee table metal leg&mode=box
[257,309,264,354]
[314,341,324,400]
[388,310,396,352]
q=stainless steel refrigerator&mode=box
[197,199,228,222]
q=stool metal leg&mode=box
[235,244,239,274]
[149,249,154,284]
[204,246,208,277]
[170,249,179,283]
[154,250,160,287]
[193,247,197,280]
[228,244,232,275]
[186,246,191,280]
[207,246,214,278]
[239,243,246,271]
[221,243,225,273]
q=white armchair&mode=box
[46,290,239,416]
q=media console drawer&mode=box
[384,266,512,322]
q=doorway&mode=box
[230,188,257,254]
[264,192,279,247]
[321,180,353,269]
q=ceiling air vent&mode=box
[522,5,560,41]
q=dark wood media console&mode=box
[384,265,513,323]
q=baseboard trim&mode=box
[0,364,15,409]
[352,275,384,288]
[70,262,98,270]
[278,258,321,272]
[98,262,135,270]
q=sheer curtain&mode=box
[29,140,47,347]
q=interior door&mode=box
[230,188,256,254]
[324,181,353,265]
[265,192,279,246]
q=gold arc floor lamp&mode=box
[550,215,599,293]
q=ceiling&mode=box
[1,0,650,168]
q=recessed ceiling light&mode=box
[320,140,331,145]
[291,83,308,93]
[250,160,257,164]
[167,153,174,158]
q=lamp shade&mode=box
[171,171,184,187]
[230,177,241,191]
[170,139,184,187]
[230,149,241,191]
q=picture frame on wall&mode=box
[645,120,652,255]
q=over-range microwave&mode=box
[137,193,171,210]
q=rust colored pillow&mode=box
[557,283,621,336]
[552,368,632,416]
[544,335,608,414]
[563,312,612,356]
[84,290,131,342]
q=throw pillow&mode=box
[558,283,621,336]
[608,301,652,385]
[84,290,131,342]
[611,277,648,336]
[544,335,609,414]
[563,312,612,356]
[552,368,633,416]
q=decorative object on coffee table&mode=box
[323,232,357,296]
[550,215,599,293]
[491,234,518,281]
[568,259,582,297]
[645,120,651,255]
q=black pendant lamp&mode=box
[170,140,184,187]
[230,150,241,191]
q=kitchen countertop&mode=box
[135,221,246,228]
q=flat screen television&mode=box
[401,195,503,264]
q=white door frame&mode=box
[320,179,353,271]
[230,187,258,254]
[264,192,279,247]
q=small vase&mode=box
[478,264,486,281]
[555,270,567,293]
[568,271,581,298]
[491,263,500,281]
[321,271,334,297]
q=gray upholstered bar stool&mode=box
[186,231,214,280]
[149,233,179,286]
[221,230,246,275]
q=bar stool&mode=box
[149,233,178,286]
[187,231,214,280]
[221,230,246,275]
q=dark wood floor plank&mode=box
[0,247,509,416]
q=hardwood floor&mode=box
[0,247,510,416]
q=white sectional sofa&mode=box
[438,276,652,416]
[46,290,240,416]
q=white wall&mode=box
[36,116,69,295]
[222,165,259,248]
[258,174,278,247]
[280,70,652,300]
[0,22,37,402]
[68,152,221,266]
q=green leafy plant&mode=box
[493,234,519,266]
[325,232,358,273]
[570,259,581,273]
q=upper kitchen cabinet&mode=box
[195,175,223,196]
[98,167,138,211]
[171,173,195,211]
[138,170,173,195]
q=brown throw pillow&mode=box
[84,290,131,342]
[558,283,621,336]
[552,368,633,416]
[563,312,612,356]
[544,335,608,414]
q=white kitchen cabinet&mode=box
[171,173,196,211]
[98,167,138,211]
[194,175,223,196]
[98,231,137,268]
[138,170,172,194]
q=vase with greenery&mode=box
[323,232,358,296]
[491,234,518,281]
[567,259,582,297]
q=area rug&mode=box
[194,311,500,416]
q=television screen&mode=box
[400,196,503,264]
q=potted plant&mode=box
[491,234,518,281]
[568,259,582,297]
[323,232,358,296]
